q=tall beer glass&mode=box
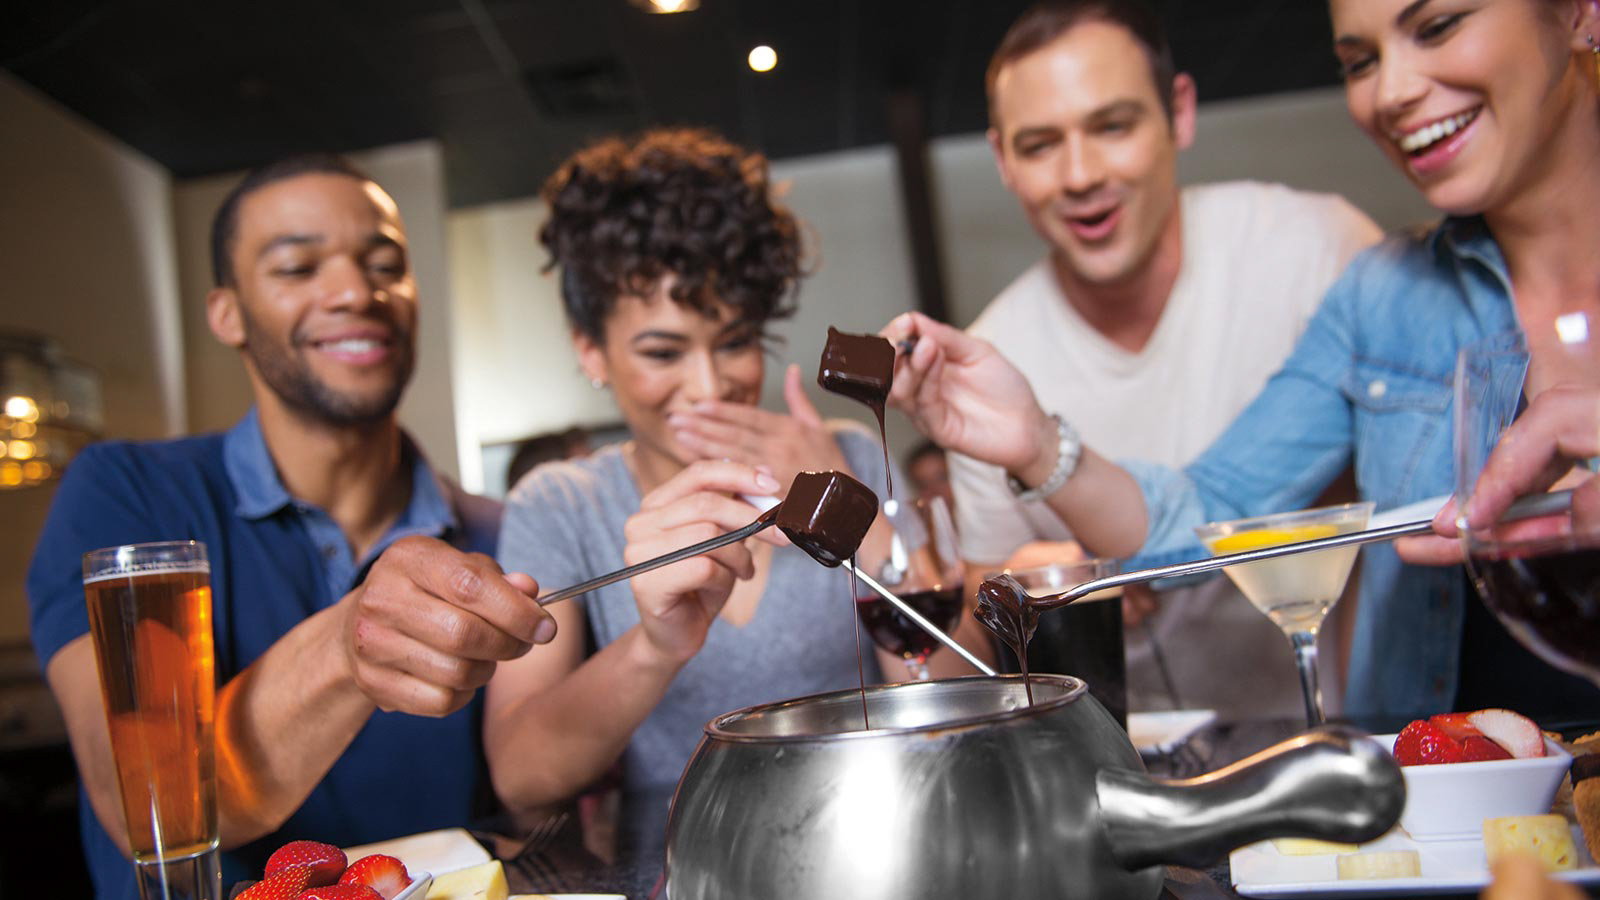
[83,541,220,900]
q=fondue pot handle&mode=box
[1094,725,1405,870]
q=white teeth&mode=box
[1397,110,1477,153]
[321,339,380,354]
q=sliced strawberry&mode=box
[338,855,411,900]
[238,868,314,900]
[1468,708,1546,759]
[1461,734,1514,762]
[1428,712,1483,742]
[1392,718,1465,766]
[299,886,384,900]
[265,840,347,887]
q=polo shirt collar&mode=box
[222,408,460,538]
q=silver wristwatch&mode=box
[1006,413,1080,503]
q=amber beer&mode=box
[84,541,220,900]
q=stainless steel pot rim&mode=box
[703,673,1087,744]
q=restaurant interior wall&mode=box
[0,73,183,646]
[169,141,464,481]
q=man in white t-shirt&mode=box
[955,0,1382,718]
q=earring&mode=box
[591,377,606,390]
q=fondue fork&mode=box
[841,560,997,676]
[1031,490,1573,611]
[538,508,778,606]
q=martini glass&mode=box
[1195,502,1374,726]
[1455,327,1600,686]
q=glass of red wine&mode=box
[857,495,965,681]
[1455,324,1600,686]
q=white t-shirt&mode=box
[953,180,1382,716]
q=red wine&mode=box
[856,586,963,661]
[1469,541,1600,682]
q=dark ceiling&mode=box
[3,0,1344,209]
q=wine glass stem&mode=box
[906,657,932,681]
[1289,629,1325,727]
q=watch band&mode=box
[1006,413,1081,503]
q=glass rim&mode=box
[1193,500,1376,539]
[83,540,209,582]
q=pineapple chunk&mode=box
[1336,849,1421,880]
[1271,837,1359,856]
[425,860,509,900]
[1483,815,1578,872]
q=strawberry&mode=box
[1392,718,1465,766]
[1461,734,1514,762]
[237,868,313,900]
[300,886,384,900]
[338,854,411,900]
[1468,708,1546,759]
[265,840,347,887]
[1427,712,1483,742]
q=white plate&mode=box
[1231,822,1600,897]
[392,872,432,900]
[1128,709,1216,754]
[342,827,491,876]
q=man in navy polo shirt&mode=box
[27,155,557,898]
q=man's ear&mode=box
[1169,73,1198,150]
[987,127,1017,193]
[206,287,246,348]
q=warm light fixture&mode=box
[0,332,102,489]
[748,45,777,73]
[630,0,699,13]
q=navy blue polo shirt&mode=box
[27,410,501,899]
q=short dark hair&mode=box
[905,439,945,469]
[538,128,804,341]
[209,153,372,287]
[986,0,1177,125]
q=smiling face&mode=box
[1331,0,1594,217]
[575,279,765,474]
[988,20,1195,290]
[209,172,416,426]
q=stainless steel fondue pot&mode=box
[664,675,1403,900]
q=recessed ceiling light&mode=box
[631,0,698,12]
[748,45,777,73]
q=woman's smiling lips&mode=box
[1391,107,1481,178]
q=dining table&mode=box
[466,712,1573,900]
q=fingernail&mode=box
[533,617,557,644]
[756,471,780,492]
[674,430,695,445]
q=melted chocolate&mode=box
[776,470,879,567]
[975,574,1039,704]
[817,326,896,498]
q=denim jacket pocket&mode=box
[1342,361,1452,507]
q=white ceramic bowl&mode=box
[390,871,431,900]
[1374,733,1571,841]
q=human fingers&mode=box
[626,493,773,551]
[1394,533,1466,566]
[345,616,498,716]
[627,520,758,583]
[636,459,781,512]
[669,412,760,462]
[359,538,553,656]
[783,363,825,427]
[1464,386,1600,529]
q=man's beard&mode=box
[239,308,414,427]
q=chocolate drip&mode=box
[817,326,896,499]
[975,574,1039,704]
[776,470,879,567]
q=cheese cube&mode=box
[425,860,509,900]
[1335,849,1421,880]
[1483,815,1578,872]
[1271,838,1359,856]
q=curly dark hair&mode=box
[538,128,804,340]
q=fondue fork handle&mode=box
[840,561,997,676]
[1035,490,1573,611]
[539,510,777,606]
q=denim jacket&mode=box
[1124,216,1518,718]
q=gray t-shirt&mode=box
[498,422,891,852]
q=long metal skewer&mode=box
[841,560,997,676]
[1032,490,1573,611]
[538,510,777,606]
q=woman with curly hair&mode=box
[483,128,995,859]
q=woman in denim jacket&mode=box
[882,0,1600,719]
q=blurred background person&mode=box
[905,438,955,512]
[506,425,591,491]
